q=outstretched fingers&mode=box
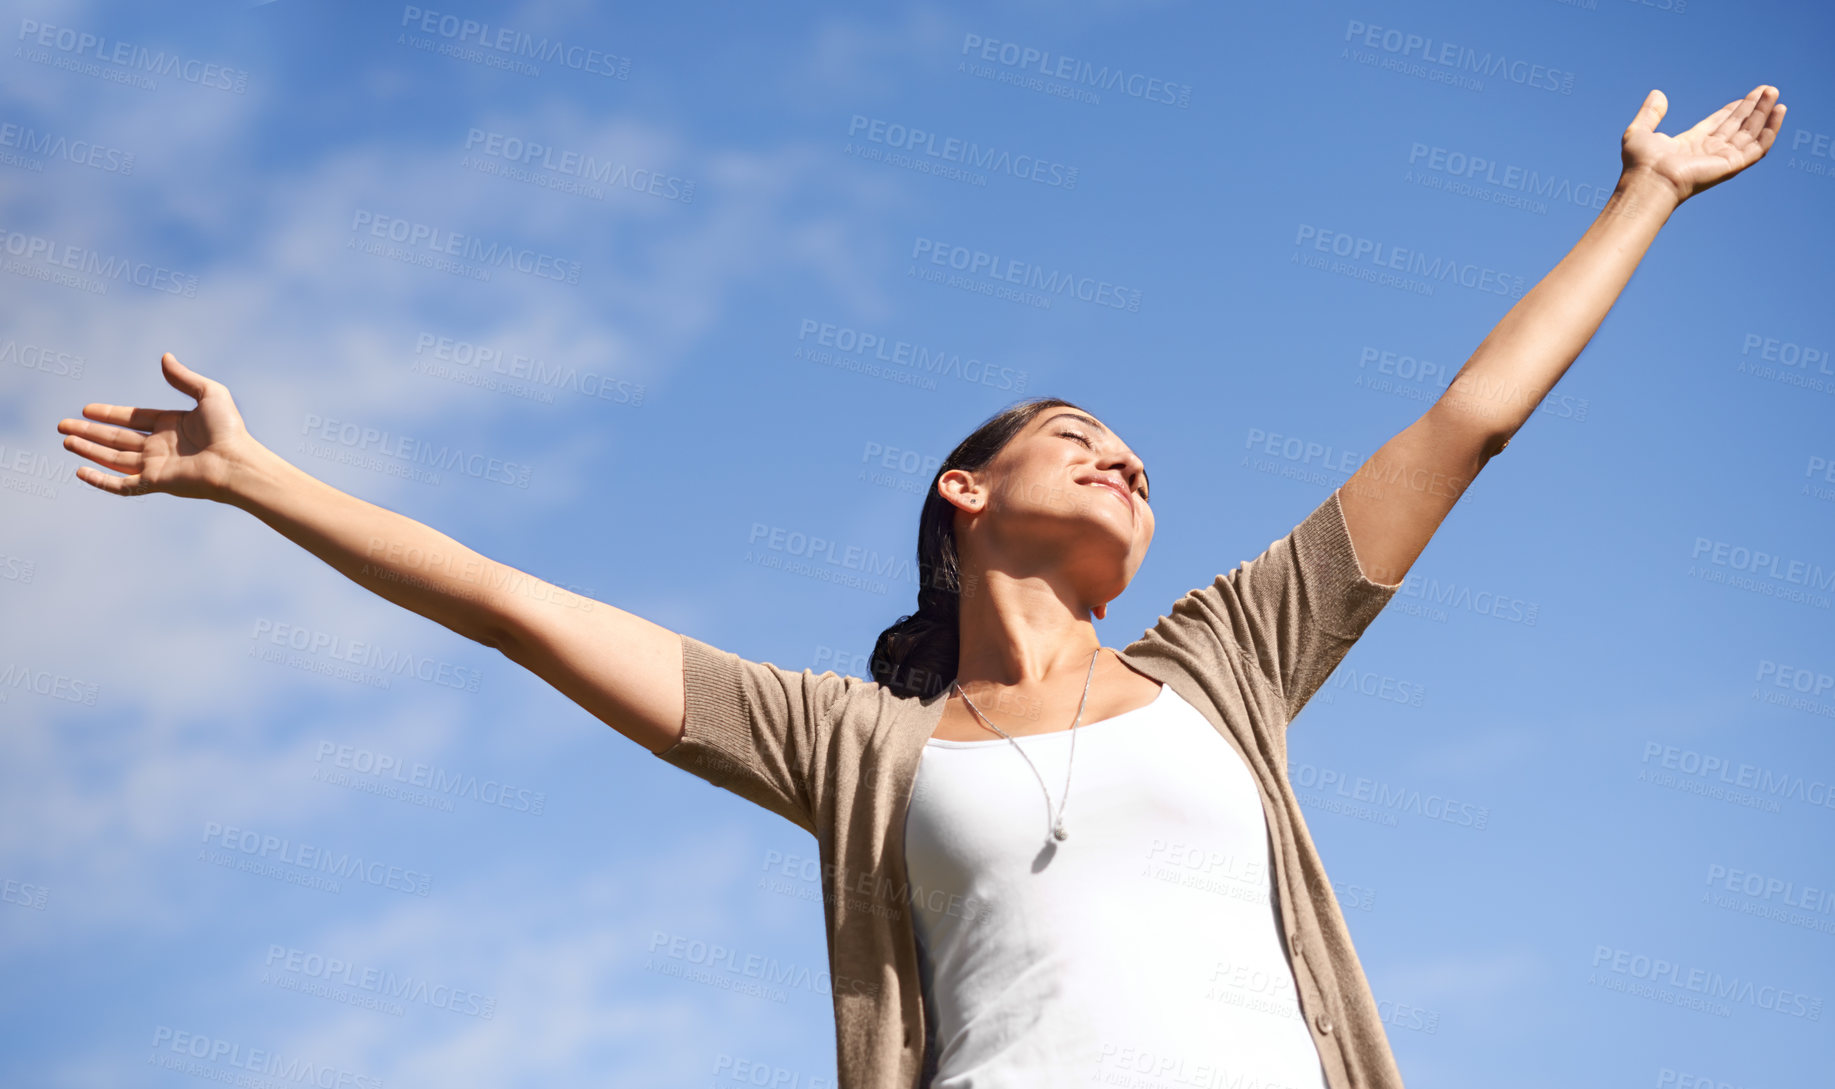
[1710,84,1768,143]
[1737,86,1782,144]
[79,402,165,432]
[1682,101,1741,143]
[58,416,148,452]
[58,408,157,495]
[1710,86,1773,144]
[1708,87,1783,170]
[63,433,144,474]
[73,464,147,496]
[1757,100,1786,153]
[1710,92,1756,140]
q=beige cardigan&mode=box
[655,487,1406,1089]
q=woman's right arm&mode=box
[58,352,687,755]
[229,440,689,755]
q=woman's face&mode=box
[941,408,1155,611]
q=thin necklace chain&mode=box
[951,645,1101,843]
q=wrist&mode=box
[222,438,289,511]
[1615,167,1685,214]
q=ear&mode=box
[1093,603,1107,621]
[937,468,981,513]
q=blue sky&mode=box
[2,0,1831,1085]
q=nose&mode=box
[1098,446,1144,495]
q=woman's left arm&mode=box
[1337,85,1787,587]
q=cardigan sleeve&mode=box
[650,632,840,836]
[1158,488,1402,724]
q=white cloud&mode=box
[2,7,950,1082]
[778,3,960,103]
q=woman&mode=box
[57,87,1783,1088]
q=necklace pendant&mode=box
[1052,817,1068,841]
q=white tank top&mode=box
[903,682,1330,1089]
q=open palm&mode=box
[1623,85,1786,204]
[56,352,258,503]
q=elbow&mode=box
[471,619,517,656]
[1428,400,1517,464]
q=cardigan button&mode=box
[1288,929,1302,957]
[1313,1010,1334,1035]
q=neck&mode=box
[952,567,1102,690]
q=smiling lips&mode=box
[1082,477,1132,512]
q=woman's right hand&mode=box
[56,352,263,504]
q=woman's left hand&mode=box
[1622,85,1786,205]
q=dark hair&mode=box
[870,396,1090,700]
